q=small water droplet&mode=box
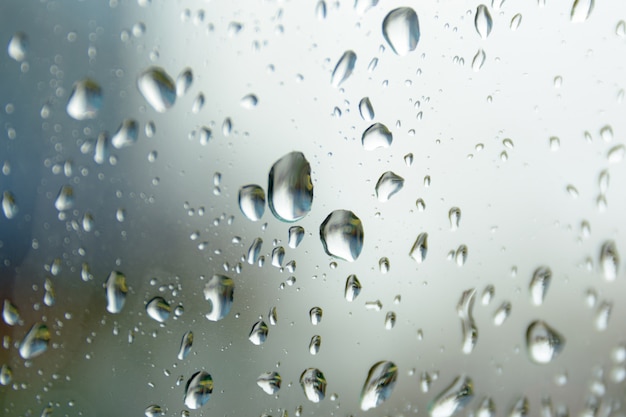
[204,275,234,321]
[362,123,393,151]
[268,152,313,222]
[472,49,486,71]
[481,285,494,305]
[300,368,326,403]
[457,289,478,354]
[144,405,164,417]
[617,20,626,37]
[43,278,55,307]
[508,397,529,417]
[146,296,171,323]
[0,364,12,386]
[493,301,511,326]
[608,145,625,163]
[428,375,474,417]
[359,97,375,121]
[249,320,269,345]
[384,311,396,329]
[288,226,305,249]
[176,68,193,97]
[331,50,357,88]
[238,185,265,221]
[105,271,127,314]
[315,1,327,20]
[137,67,176,112]
[449,207,461,231]
[375,171,404,202]
[19,323,50,360]
[510,13,522,30]
[416,198,426,211]
[309,307,323,325]
[320,210,364,262]
[365,300,383,311]
[184,371,213,409]
[404,153,414,166]
[529,266,552,306]
[355,0,379,14]
[420,372,432,393]
[345,274,362,302]
[268,306,278,325]
[359,361,398,410]
[309,335,321,355]
[272,247,285,268]
[111,119,139,149]
[526,320,565,364]
[571,0,594,22]
[240,94,258,109]
[177,331,193,360]
[377,257,391,274]
[66,79,103,120]
[595,301,612,331]
[7,32,28,62]
[2,191,18,219]
[247,238,263,265]
[455,245,468,266]
[475,397,495,417]
[599,240,619,281]
[474,5,493,39]
[549,136,560,151]
[409,232,428,263]
[257,372,281,395]
[2,300,20,326]
[192,93,205,114]
[382,7,420,56]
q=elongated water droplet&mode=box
[249,320,269,345]
[375,171,404,202]
[184,371,213,409]
[257,372,281,395]
[315,1,327,20]
[309,335,321,355]
[510,13,522,30]
[428,375,474,417]
[362,123,393,150]
[309,306,323,325]
[300,368,326,403]
[509,397,529,417]
[449,207,461,230]
[472,49,486,71]
[345,274,362,302]
[105,271,128,314]
[268,306,278,325]
[66,79,103,120]
[54,185,74,211]
[420,372,432,393]
[0,364,12,386]
[382,7,420,56]
[493,301,511,326]
[384,311,396,329]
[595,301,612,331]
[2,300,20,326]
[94,132,109,165]
[457,289,478,354]
[247,237,263,264]
[455,245,468,266]
[272,247,285,267]
[409,232,428,263]
[530,266,552,305]
[617,20,626,37]
[43,277,55,307]
[111,119,139,149]
[320,210,364,262]
[178,331,193,360]
[82,212,95,232]
[526,320,565,364]
[191,93,205,114]
[238,185,265,221]
[571,0,594,22]
[204,275,234,321]
[7,32,28,62]
[600,240,619,281]
[476,397,495,417]
[474,5,493,39]
[288,226,305,248]
[268,151,313,222]
[331,51,357,87]
[176,68,193,97]
[481,285,494,305]
[359,97,375,121]
[137,67,176,112]
[359,361,398,411]
[146,296,171,323]
[2,191,17,219]
[19,323,50,360]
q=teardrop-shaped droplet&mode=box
[600,240,619,281]
[362,123,393,150]
[331,50,357,88]
[379,257,390,273]
[238,185,265,221]
[384,311,396,329]
[475,397,495,417]
[2,191,18,219]
[272,246,285,267]
[449,207,461,230]
[146,296,171,323]
[309,335,321,355]
[526,320,565,364]
[510,13,522,30]
[570,0,594,22]
[7,32,28,62]
[19,323,51,360]
[268,306,278,325]
[204,275,234,321]
[137,67,176,112]
[474,5,493,39]
[82,212,95,232]
[191,93,205,114]
[493,301,511,326]
[66,79,103,120]
[247,237,263,264]
[240,94,258,109]
[176,68,193,97]
[457,289,478,354]
[0,364,12,386]
[345,274,362,301]
[455,245,468,266]
[300,368,326,403]
[268,151,313,222]
[375,171,404,202]
[320,210,364,262]
[382,7,420,56]
[184,371,213,409]
[249,320,269,345]
[288,226,305,248]
[471,49,486,71]
[508,397,529,417]
[481,285,494,305]
[111,119,139,149]
[529,266,552,305]
[359,97,375,121]
[309,306,323,325]
[54,185,74,211]
[257,372,281,395]
[2,299,21,326]
[359,361,398,411]
[409,232,428,263]
[178,331,193,360]
[105,271,128,314]
[595,300,612,331]
[428,375,474,417]
[94,132,109,165]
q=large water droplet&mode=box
[457,289,478,354]
[7,32,28,62]
[257,372,281,395]
[146,296,171,323]
[184,371,213,409]
[204,275,234,321]
[178,331,193,360]
[375,171,404,202]
[54,185,74,211]
[300,368,326,403]
[176,68,193,97]
[66,79,103,120]
[359,97,375,121]
[529,266,552,305]
[345,274,362,301]
[268,151,313,222]
[428,375,474,417]
[137,67,176,112]
[105,271,128,314]
[111,119,139,149]
[600,240,619,281]
[288,226,305,248]
[2,191,18,219]
[382,7,420,56]
[331,51,357,87]
[359,361,398,411]
[474,5,493,39]
[526,320,565,364]
[475,397,495,417]
[238,185,265,221]
[320,210,364,262]
[362,123,393,151]
[249,320,269,345]
[570,0,594,22]
[309,335,321,355]
[409,232,428,263]
[2,300,21,326]
[19,323,50,360]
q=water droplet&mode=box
[184,371,213,409]
[571,0,594,22]
[475,397,495,417]
[105,271,128,314]
[191,93,205,114]
[600,240,619,281]
[176,68,193,97]
[300,368,326,403]
[472,49,486,71]
[455,245,468,266]
[2,191,18,219]
[549,136,560,151]
[378,257,391,273]
[309,307,323,325]
[288,226,305,249]
[177,331,193,360]
[359,97,375,121]
[362,123,393,151]
[449,207,461,231]
[382,7,420,56]
[595,301,612,331]
[19,323,50,360]
[510,13,522,30]
[54,185,75,212]
[409,232,428,263]
[309,335,321,355]
[137,67,176,112]
[493,301,511,326]
[331,50,357,88]
[474,5,493,39]
[508,397,529,417]
[344,274,362,302]
[240,94,258,109]
[375,171,404,202]
[204,275,234,321]
[94,132,109,165]
[529,266,552,306]
[247,238,263,265]
[607,144,625,163]
[526,320,565,364]
[598,170,609,194]
[404,153,414,166]
[359,361,398,411]
[249,320,269,345]
[272,247,285,268]
[384,311,396,329]
[416,198,426,211]
[355,0,379,14]
[43,278,55,307]
[257,372,281,395]
[7,32,28,62]
[420,372,432,393]
[457,289,478,354]
[428,375,474,417]
[146,296,171,323]
[0,364,12,386]
[66,79,103,120]
[2,300,21,326]
[111,119,139,149]
[617,20,626,37]
[268,151,313,222]
[268,306,278,325]
[238,185,265,221]
[320,210,364,262]
[82,212,95,232]
[315,1,327,20]
[481,285,494,306]
[144,405,164,417]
